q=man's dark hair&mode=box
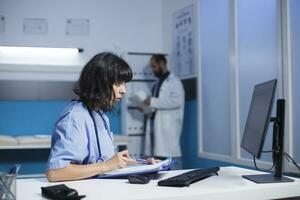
[151,54,167,65]
[74,52,132,112]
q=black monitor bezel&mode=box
[240,79,277,159]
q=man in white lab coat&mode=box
[142,54,185,169]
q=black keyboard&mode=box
[157,167,220,187]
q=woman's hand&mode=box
[104,150,130,172]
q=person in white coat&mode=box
[142,54,185,169]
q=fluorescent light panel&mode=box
[0,46,83,55]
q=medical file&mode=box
[97,157,173,178]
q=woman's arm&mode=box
[46,150,130,182]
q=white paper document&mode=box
[98,157,173,177]
[129,90,148,105]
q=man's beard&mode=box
[153,69,164,78]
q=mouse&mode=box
[128,174,151,184]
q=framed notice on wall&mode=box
[172,5,195,78]
[23,18,48,35]
[66,18,90,36]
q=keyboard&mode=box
[157,167,220,187]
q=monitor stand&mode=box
[242,174,293,184]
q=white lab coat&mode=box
[144,73,185,157]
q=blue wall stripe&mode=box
[0,100,121,136]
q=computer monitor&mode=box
[241,79,294,183]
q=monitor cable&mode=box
[253,150,300,173]
[283,152,300,172]
[253,155,274,172]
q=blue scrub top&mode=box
[46,101,115,170]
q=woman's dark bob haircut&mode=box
[74,52,132,112]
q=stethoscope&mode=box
[87,108,118,163]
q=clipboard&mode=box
[97,157,173,178]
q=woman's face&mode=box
[113,82,126,102]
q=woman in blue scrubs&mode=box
[46,52,147,182]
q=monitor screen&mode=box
[241,79,277,158]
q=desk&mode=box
[17,166,300,200]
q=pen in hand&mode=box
[126,158,148,165]
[134,158,159,165]
[135,159,148,164]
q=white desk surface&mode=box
[17,166,300,200]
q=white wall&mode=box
[0,0,164,80]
